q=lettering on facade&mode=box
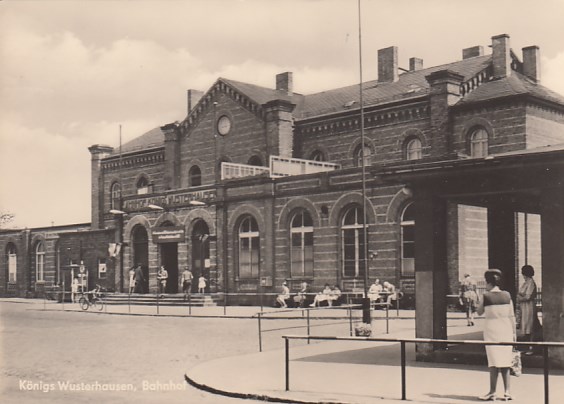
[123,189,215,211]
[152,227,186,243]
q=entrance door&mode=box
[132,225,149,293]
[192,220,210,292]
[160,243,178,293]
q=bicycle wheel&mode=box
[79,297,89,311]
[95,299,104,311]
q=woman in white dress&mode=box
[477,269,516,401]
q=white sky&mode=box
[1,0,564,229]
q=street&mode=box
[0,300,271,404]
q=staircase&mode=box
[103,293,221,307]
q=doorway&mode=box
[132,225,149,293]
[160,243,179,293]
[192,220,210,292]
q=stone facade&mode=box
[2,34,562,304]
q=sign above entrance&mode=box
[152,227,186,243]
[123,189,216,211]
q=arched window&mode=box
[401,203,415,276]
[136,176,150,195]
[341,206,366,278]
[309,150,325,162]
[238,216,260,279]
[189,166,202,187]
[7,244,17,282]
[290,211,314,277]
[470,127,488,158]
[110,182,121,210]
[247,156,263,166]
[36,241,45,282]
[406,138,422,161]
[354,144,372,166]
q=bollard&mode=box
[349,306,353,336]
[306,309,311,344]
[285,338,290,391]
[401,341,406,400]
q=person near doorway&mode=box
[181,266,193,300]
[198,275,207,294]
[517,264,540,354]
[133,264,145,294]
[476,269,516,402]
[128,267,136,294]
[71,277,80,303]
[276,281,290,308]
[459,273,479,326]
[157,266,168,297]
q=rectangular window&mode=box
[239,237,259,278]
[8,254,17,282]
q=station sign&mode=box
[152,226,186,243]
[124,189,215,211]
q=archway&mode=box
[132,225,149,293]
[192,220,210,292]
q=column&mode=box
[540,185,564,366]
[414,190,448,360]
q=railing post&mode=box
[128,291,131,314]
[156,292,160,315]
[223,292,227,316]
[307,309,311,344]
[188,292,192,316]
[401,341,406,400]
[258,312,263,352]
[285,337,290,391]
[543,345,549,404]
[349,306,353,336]
[386,303,389,334]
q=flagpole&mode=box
[118,124,124,293]
[358,0,371,324]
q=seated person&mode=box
[310,284,332,307]
[367,279,383,304]
[276,282,290,308]
[383,281,397,306]
[327,285,342,306]
[293,281,311,308]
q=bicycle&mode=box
[78,285,104,311]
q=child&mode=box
[198,275,207,294]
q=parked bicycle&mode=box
[78,285,104,311]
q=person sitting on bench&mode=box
[276,281,290,308]
[310,284,332,307]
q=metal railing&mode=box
[282,335,564,404]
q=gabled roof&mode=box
[456,71,564,107]
[295,55,492,119]
[221,78,305,106]
[109,126,164,156]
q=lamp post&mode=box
[110,209,126,293]
[358,0,371,325]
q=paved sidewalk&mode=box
[186,321,564,404]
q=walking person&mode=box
[477,269,516,401]
[198,275,207,294]
[459,273,479,326]
[517,264,539,354]
[128,267,136,294]
[180,266,193,300]
[71,277,80,303]
[157,266,168,297]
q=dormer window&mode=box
[470,127,488,158]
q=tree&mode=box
[0,212,15,229]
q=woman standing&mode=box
[517,264,538,354]
[477,269,516,401]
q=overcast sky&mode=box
[1,0,564,229]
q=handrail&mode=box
[282,334,564,403]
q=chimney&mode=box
[522,46,540,83]
[491,34,511,78]
[187,89,204,115]
[88,144,114,230]
[161,123,181,190]
[462,46,484,59]
[378,46,399,83]
[409,57,423,71]
[276,72,293,96]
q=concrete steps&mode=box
[102,293,220,307]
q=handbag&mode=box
[510,350,522,377]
